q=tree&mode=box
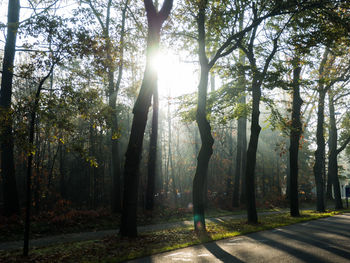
[0,0,20,216]
[145,86,159,210]
[289,54,302,217]
[326,53,350,209]
[83,0,129,213]
[232,14,247,208]
[23,66,54,256]
[313,48,331,212]
[238,12,283,223]
[120,0,173,237]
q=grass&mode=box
[0,208,349,263]
[0,205,282,242]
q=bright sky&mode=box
[154,49,198,98]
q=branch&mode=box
[158,0,174,23]
[126,5,147,39]
[144,0,157,21]
[334,89,350,102]
[105,0,113,35]
[326,63,350,90]
[237,42,255,68]
[208,3,294,68]
[260,37,278,84]
[337,136,350,155]
[167,31,198,41]
[19,0,60,26]
[86,0,106,35]
[115,0,129,95]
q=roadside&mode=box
[0,209,287,251]
[0,209,347,263]
[126,213,350,263]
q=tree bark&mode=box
[0,0,20,217]
[193,3,214,232]
[314,89,326,212]
[232,49,246,207]
[289,56,302,217]
[240,30,278,224]
[111,0,128,213]
[145,87,159,210]
[327,93,343,209]
[245,79,260,223]
[313,49,329,212]
[120,0,173,237]
[23,68,53,256]
[240,100,247,205]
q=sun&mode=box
[151,50,198,97]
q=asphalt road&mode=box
[126,213,350,263]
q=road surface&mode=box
[126,213,350,263]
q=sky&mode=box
[0,0,200,100]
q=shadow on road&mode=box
[197,232,244,263]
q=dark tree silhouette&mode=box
[120,0,173,237]
[0,0,20,217]
[289,55,302,217]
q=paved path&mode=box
[126,213,350,263]
[0,210,285,251]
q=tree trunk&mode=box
[0,0,20,217]
[327,94,343,209]
[23,69,52,256]
[167,101,178,205]
[120,0,173,237]
[226,124,233,195]
[245,80,260,224]
[313,49,330,212]
[313,90,326,212]
[233,49,246,207]
[110,0,128,214]
[240,99,247,206]
[193,5,214,232]
[145,87,159,210]
[289,56,302,217]
[59,143,67,199]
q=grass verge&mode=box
[1,209,349,263]
[0,206,281,242]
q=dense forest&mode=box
[1,0,350,259]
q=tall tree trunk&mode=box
[245,79,260,224]
[326,168,333,200]
[167,100,178,205]
[327,94,343,209]
[313,49,329,212]
[120,0,173,237]
[314,89,326,212]
[0,0,20,217]
[59,143,67,199]
[110,0,128,213]
[241,30,278,224]
[286,142,291,200]
[240,98,247,205]
[193,4,214,232]
[289,56,302,217]
[233,49,246,207]
[145,87,159,210]
[23,69,52,256]
[226,124,233,195]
